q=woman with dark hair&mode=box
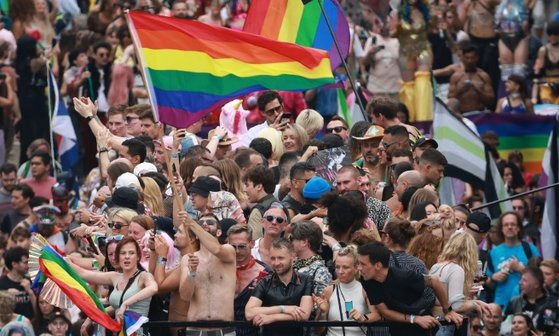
[500,162,526,194]
[510,313,537,336]
[69,237,158,334]
[496,74,534,114]
[15,34,49,164]
[320,192,368,245]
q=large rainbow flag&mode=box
[243,0,350,70]
[469,113,554,174]
[39,245,122,332]
[127,11,334,128]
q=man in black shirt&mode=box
[0,247,35,319]
[245,238,313,336]
[357,241,462,336]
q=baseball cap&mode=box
[105,187,144,213]
[115,172,141,191]
[188,176,221,197]
[466,212,491,233]
[413,137,438,150]
[352,125,385,141]
[303,176,332,200]
[133,162,158,176]
[48,311,70,325]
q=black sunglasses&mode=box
[326,126,347,133]
[108,222,129,230]
[198,219,217,226]
[264,215,286,224]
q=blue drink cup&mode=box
[345,301,353,318]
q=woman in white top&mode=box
[429,232,491,336]
[314,246,380,336]
[361,30,402,97]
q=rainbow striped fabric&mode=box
[39,245,122,332]
[128,11,334,128]
[243,0,350,70]
[469,113,554,174]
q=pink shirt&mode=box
[21,176,57,200]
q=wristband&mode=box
[332,243,342,252]
[171,153,179,159]
[279,305,285,313]
[188,271,196,278]
[156,256,167,265]
[99,147,109,153]
[410,314,415,324]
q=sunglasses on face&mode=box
[264,215,286,224]
[230,244,248,250]
[108,222,129,230]
[264,106,282,116]
[326,126,347,133]
[198,219,217,226]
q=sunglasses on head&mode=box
[326,126,347,133]
[264,215,286,224]
[108,222,129,230]
[106,235,124,243]
[198,219,217,226]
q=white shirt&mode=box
[243,121,269,146]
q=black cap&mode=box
[48,311,70,325]
[105,187,144,213]
[188,176,220,197]
[466,212,491,233]
[413,137,439,150]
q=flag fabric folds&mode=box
[119,311,149,336]
[38,245,122,332]
[432,98,510,218]
[50,72,79,172]
[243,0,350,70]
[127,11,334,128]
[541,119,559,259]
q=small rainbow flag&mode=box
[127,11,334,128]
[119,311,148,336]
[39,245,122,332]
[469,113,554,174]
[243,0,350,70]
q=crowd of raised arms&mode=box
[0,0,556,336]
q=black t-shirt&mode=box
[1,210,27,235]
[281,194,303,216]
[428,32,454,84]
[0,276,34,319]
[361,267,430,336]
[252,272,313,336]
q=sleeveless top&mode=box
[466,0,496,38]
[496,0,527,33]
[326,280,369,336]
[544,47,559,73]
[501,97,528,114]
[108,272,151,317]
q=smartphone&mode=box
[372,36,377,44]
[0,73,6,80]
[345,301,353,318]
[281,112,292,124]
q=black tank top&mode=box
[544,47,559,72]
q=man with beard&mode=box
[245,238,313,336]
[179,212,236,335]
[227,224,270,336]
[353,125,385,183]
[150,215,199,336]
[0,163,17,215]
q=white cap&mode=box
[134,162,158,176]
[115,172,141,191]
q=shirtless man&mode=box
[151,221,199,336]
[459,0,500,91]
[179,212,236,335]
[227,225,269,336]
[448,43,495,114]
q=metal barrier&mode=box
[144,318,469,335]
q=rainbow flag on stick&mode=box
[243,0,350,70]
[127,11,334,128]
[39,245,122,332]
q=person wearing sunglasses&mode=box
[244,166,279,241]
[178,210,236,335]
[251,207,289,267]
[226,224,270,336]
[243,91,287,146]
[107,207,137,236]
[325,116,350,143]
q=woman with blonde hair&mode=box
[256,127,283,163]
[296,109,324,139]
[282,123,309,153]
[429,232,490,335]
[213,159,249,209]
[107,207,138,236]
[141,177,165,216]
[314,246,380,336]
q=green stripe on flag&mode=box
[434,126,485,161]
[498,135,549,150]
[337,89,351,125]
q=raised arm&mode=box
[182,212,235,263]
[67,257,118,286]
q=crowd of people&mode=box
[0,0,556,336]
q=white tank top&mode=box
[327,279,369,336]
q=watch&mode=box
[443,306,452,314]
[85,115,94,122]
[156,256,167,265]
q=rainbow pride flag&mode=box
[39,245,122,332]
[243,0,350,70]
[127,11,334,128]
[468,113,554,174]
